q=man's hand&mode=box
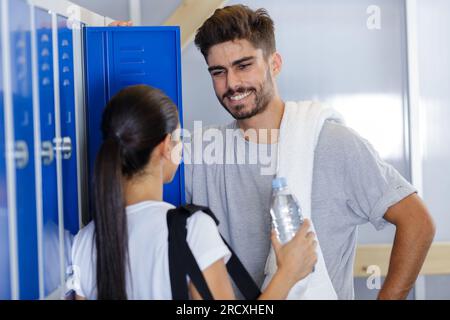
[378,193,435,299]
[108,21,133,27]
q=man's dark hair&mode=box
[194,4,276,59]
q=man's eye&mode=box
[238,63,251,70]
[211,70,224,77]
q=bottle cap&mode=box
[272,177,287,189]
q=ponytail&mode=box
[93,138,128,300]
[92,84,179,300]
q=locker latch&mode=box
[41,141,54,165]
[14,140,29,169]
[53,137,72,160]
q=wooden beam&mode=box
[354,242,450,277]
[163,0,227,50]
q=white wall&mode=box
[415,0,450,298]
[69,0,130,21]
[416,0,450,242]
[140,0,181,26]
[70,0,182,25]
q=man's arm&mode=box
[378,193,435,299]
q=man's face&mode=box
[206,39,276,120]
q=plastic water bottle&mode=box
[270,177,304,244]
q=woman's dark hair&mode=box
[194,4,276,59]
[93,84,179,300]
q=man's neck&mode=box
[237,96,285,144]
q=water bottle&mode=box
[270,177,304,244]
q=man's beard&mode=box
[218,70,274,120]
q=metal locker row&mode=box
[1,0,185,300]
[0,0,83,299]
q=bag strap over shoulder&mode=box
[167,204,261,300]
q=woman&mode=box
[71,84,317,299]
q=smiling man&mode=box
[184,4,435,300]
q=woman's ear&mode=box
[161,134,173,161]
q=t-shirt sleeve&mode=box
[69,225,96,299]
[186,211,231,271]
[339,125,418,230]
[69,233,87,298]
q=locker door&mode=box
[56,15,79,235]
[0,0,11,300]
[84,27,185,210]
[34,7,60,297]
[8,0,39,300]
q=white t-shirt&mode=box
[70,200,231,299]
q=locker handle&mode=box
[53,137,72,160]
[14,140,29,169]
[41,141,54,165]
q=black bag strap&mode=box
[167,206,214,300]
[167,204,261,300]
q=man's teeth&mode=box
[229,91,251,101]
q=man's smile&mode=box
[229,91,252,101]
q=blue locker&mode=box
[0,0,11,300]
[34,7,60,296]
[84,27,185,208]
[57,15,79,235]
[8,0,39,299]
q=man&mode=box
[184,5,435,299]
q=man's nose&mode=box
[226,70,242,92]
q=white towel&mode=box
[262,100,344,300]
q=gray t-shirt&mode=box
[184,120,416,300]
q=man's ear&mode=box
[270,52,283,77]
